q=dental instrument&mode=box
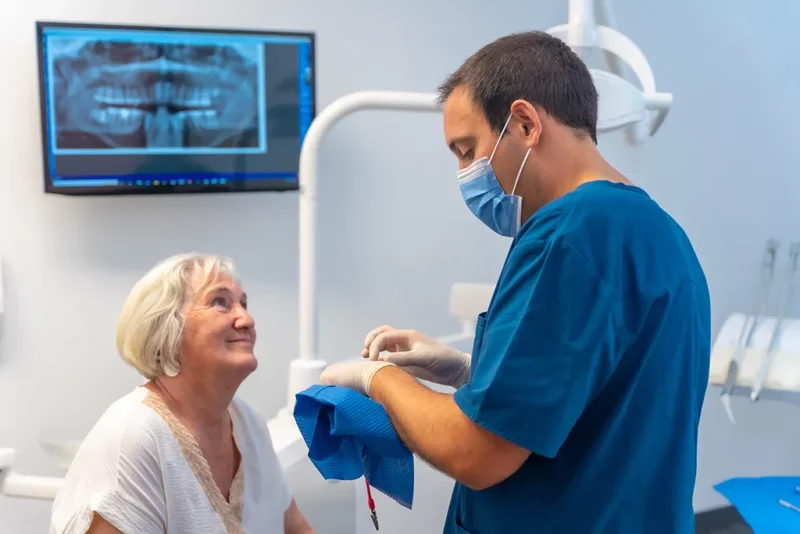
[778,499,800,514]
[777,485,800,514]
[751,242,800,402]
[719,239,779,422]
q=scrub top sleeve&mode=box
[454,237,622,459]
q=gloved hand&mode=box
[361,325,471,389]
[319,360,396,397]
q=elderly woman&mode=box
[51,253,314,534]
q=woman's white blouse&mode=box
[50,387,292,534]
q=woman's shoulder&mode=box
[77,387,172,458]
[52,388,170,534]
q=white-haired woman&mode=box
[50,254,314,534]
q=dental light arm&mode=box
[291,91,443,412]
[594,0,624,78]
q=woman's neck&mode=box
[147,375,234,435]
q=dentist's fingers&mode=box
[367,330,415,360]
[364,325,396,350]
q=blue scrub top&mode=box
[444,181,710,534]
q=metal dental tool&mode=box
[750,242,800,402]
[778,499,800,514]
[720,239,780,422]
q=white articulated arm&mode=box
[568,0,597,50]
[292,90,442,410]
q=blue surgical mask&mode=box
[457,115,531,237]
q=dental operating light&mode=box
[546,0,673,142]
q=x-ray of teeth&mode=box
[47,37,263,150]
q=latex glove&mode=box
[361,325,471,388]
[319,360,396,397]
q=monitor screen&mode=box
[35,21,315,196]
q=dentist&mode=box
[321,31,710,534]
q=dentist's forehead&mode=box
[443,86,491,148]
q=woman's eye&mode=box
[212,297,230,308]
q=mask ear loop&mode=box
[488,115,514,164]
[510,149,531,196]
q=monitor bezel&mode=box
[35,20,316,197]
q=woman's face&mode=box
[180,271,258,382]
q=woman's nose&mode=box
[235,306,255,329]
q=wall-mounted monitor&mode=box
[35,21,315,196]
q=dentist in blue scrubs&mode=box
[321,31,711,534]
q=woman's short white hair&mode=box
[116,253,239,379]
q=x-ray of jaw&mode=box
[49,39,261,149]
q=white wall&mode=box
[1,0,799,532]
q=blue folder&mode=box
[714,476,800,533]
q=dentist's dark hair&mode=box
[438,31,598,144]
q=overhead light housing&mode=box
[546,0,673,143]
